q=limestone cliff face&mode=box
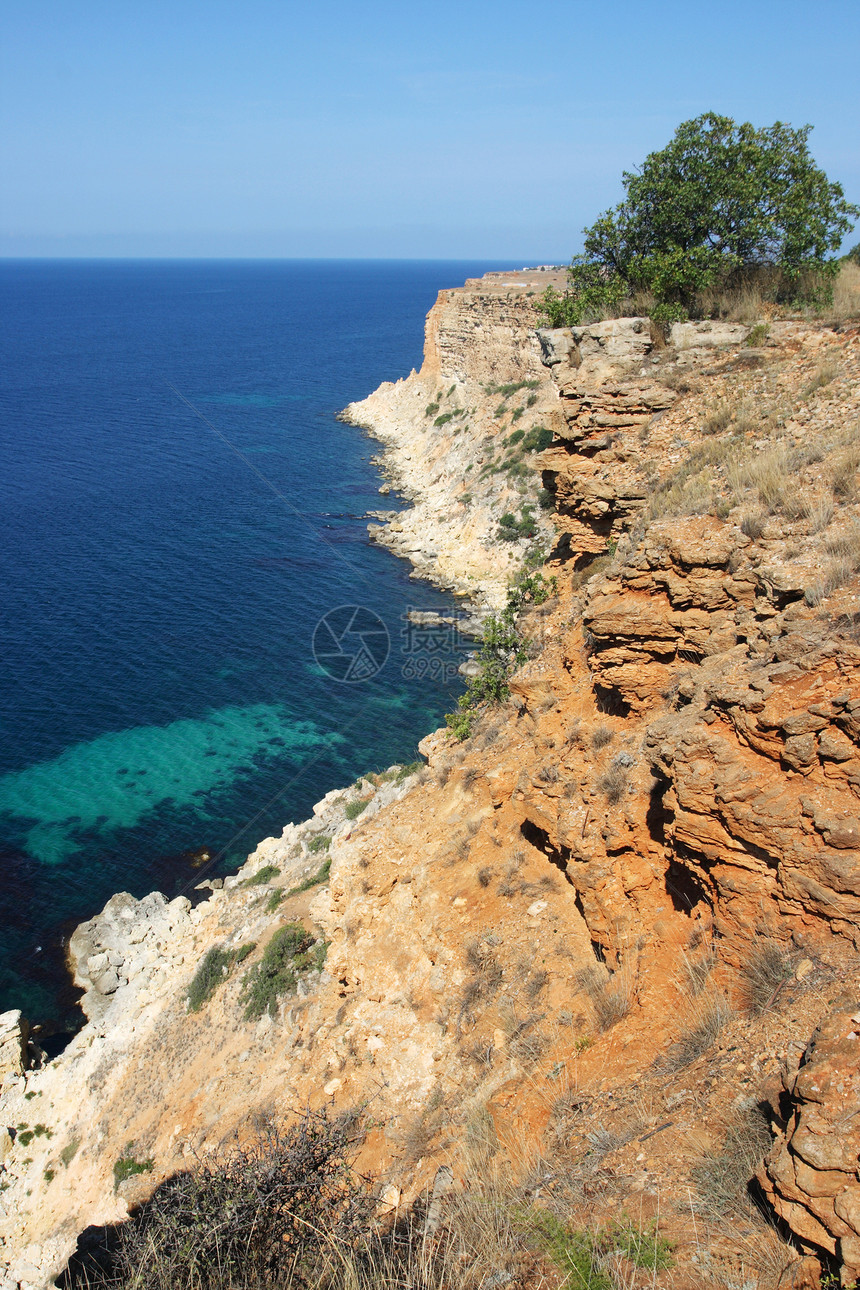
[343,270,565,606]
[2,277,860,1290]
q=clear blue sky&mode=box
[2,0,858,259]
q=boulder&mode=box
[760,998,860,1279]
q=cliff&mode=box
[343,269,564,606]
[2,275,860,1290]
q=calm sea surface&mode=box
[0,258,519,1034]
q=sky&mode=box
[2,0,859,260]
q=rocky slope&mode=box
[2,274,860,1290]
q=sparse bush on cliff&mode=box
[66,1110,369,1289]
[521,425,553,453]
[498,506,536,541]
[113,1146,154,1190]
[286,856,332,896]
[243,863,279,886]
[345,797,369,820]
[187,946,236,1012]
[540,114,858,324]
[241,923,326,1019]
[597,763,628,805]
[69,1103,676,1290]
[445,572,556,740]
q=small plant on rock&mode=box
[241,923,327,1019]
[187,946,236,1012]
[243,864,279,887]
[113,1147,154,1190]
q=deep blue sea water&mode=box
[0,258,520,1034]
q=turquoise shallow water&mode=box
[0,258,519,1032]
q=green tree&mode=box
[543,114,858,322]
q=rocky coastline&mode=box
[3,272,860,1289]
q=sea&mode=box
[0,258,520,1040]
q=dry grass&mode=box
[667,989,733,1069]
[597,763,628,806]
[740,943,797,1015]
[590,725,614,751]
[801,359,839,401]
[703,403,733,436]
[830,444,860,501]
[692,1104,773,1217]
[728,443,793,513]
[577,965,631,1032]
[804,526,860,604]
[803,493,835,532]
[827,260,860,322]
[740,511,767,540]
[680,946,717,997]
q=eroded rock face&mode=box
[0,1012,30,1082]
[343,270,563,606]
[761,998,860,1281]
[69,892,193,1023]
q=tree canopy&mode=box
[543,114,858,324]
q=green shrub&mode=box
[433,412,454,427]
[524,1209,672,1287]
[545,114,859,320]
[498,505,536,541]
[244,864,279,886]
[506,427,525,446]
[187,946,236,1012]
[424,402,439,417]
[60,1139,80,1167]
[286,857,332,897]
[234,942,256,964]
[345,798,368,820]
[537,488,554,511]
[746,322,770,346]
[488,379,540,397]
[521,425,553,453]
[445,572,557,738]
[307,833,331,854]
[113,1149,154,1190]
[241,924,326,1019]
[267,890,285,912]
[524,1210,611,1289]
